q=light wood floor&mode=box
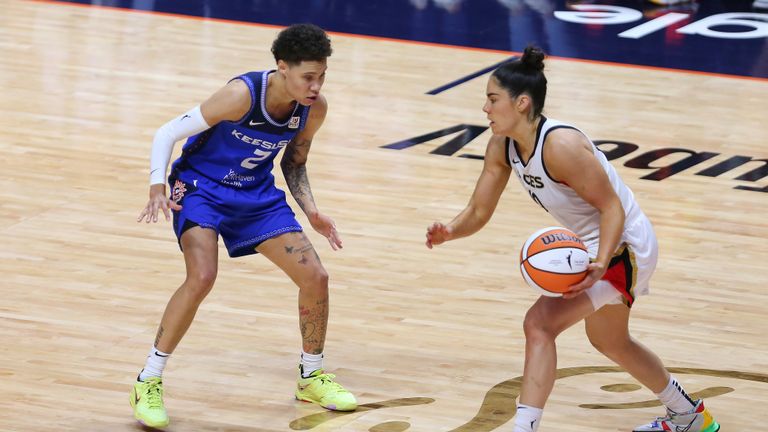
[1,1,767,431]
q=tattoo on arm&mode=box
[282,138,317,214]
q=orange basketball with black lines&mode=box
[519,227,589,296]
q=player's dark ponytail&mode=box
[520,46,545,72]
[491,45,547,119]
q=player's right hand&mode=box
[426,222,452,249]
[137,184,182,223]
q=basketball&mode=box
[519,226,589,296]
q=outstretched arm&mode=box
[280,95,342,250]
[426,135,512,248]
[137,79,250,223]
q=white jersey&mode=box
[507,117,644,255]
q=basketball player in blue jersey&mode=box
[131,24,356,429]
[425,46,719,432]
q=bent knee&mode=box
[185,267,217,296]
[523,309,557,342]
[299,266,329,292]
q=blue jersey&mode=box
[170,70,310,190]
[167,70,309,257]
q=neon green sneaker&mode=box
[295,366,357,411]
[130,377,170,429]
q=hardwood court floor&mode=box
[1,1,766,431]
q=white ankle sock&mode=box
[138,347,170,381]
[514,403,543,432]
[300,351,323,377]
[657,375,696,413]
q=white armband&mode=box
[149,105,211,185]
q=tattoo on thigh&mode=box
[297,244,314,265]
[284,240,315,267]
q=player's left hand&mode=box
[309,212,343,250]
[563,262,607,299]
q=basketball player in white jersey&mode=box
[425,46,720,432]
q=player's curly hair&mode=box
[271,23,332,65]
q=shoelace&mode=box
[657,407,679,423]
[647,415,672,428]
[143,381,164,409]
[311,373,345,393]
[649,405,698,429]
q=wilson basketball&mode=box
[519,227,589,296]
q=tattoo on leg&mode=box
[297,244,314,265]
[285,246,294,254]
[299,305,317,343]
[302,322,317,340]
[299,297,328,352]
[154,325,164,348]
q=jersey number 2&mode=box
[241,149,272,169]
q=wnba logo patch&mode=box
[288,116,300,129]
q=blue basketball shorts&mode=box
[168,171,303,258]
